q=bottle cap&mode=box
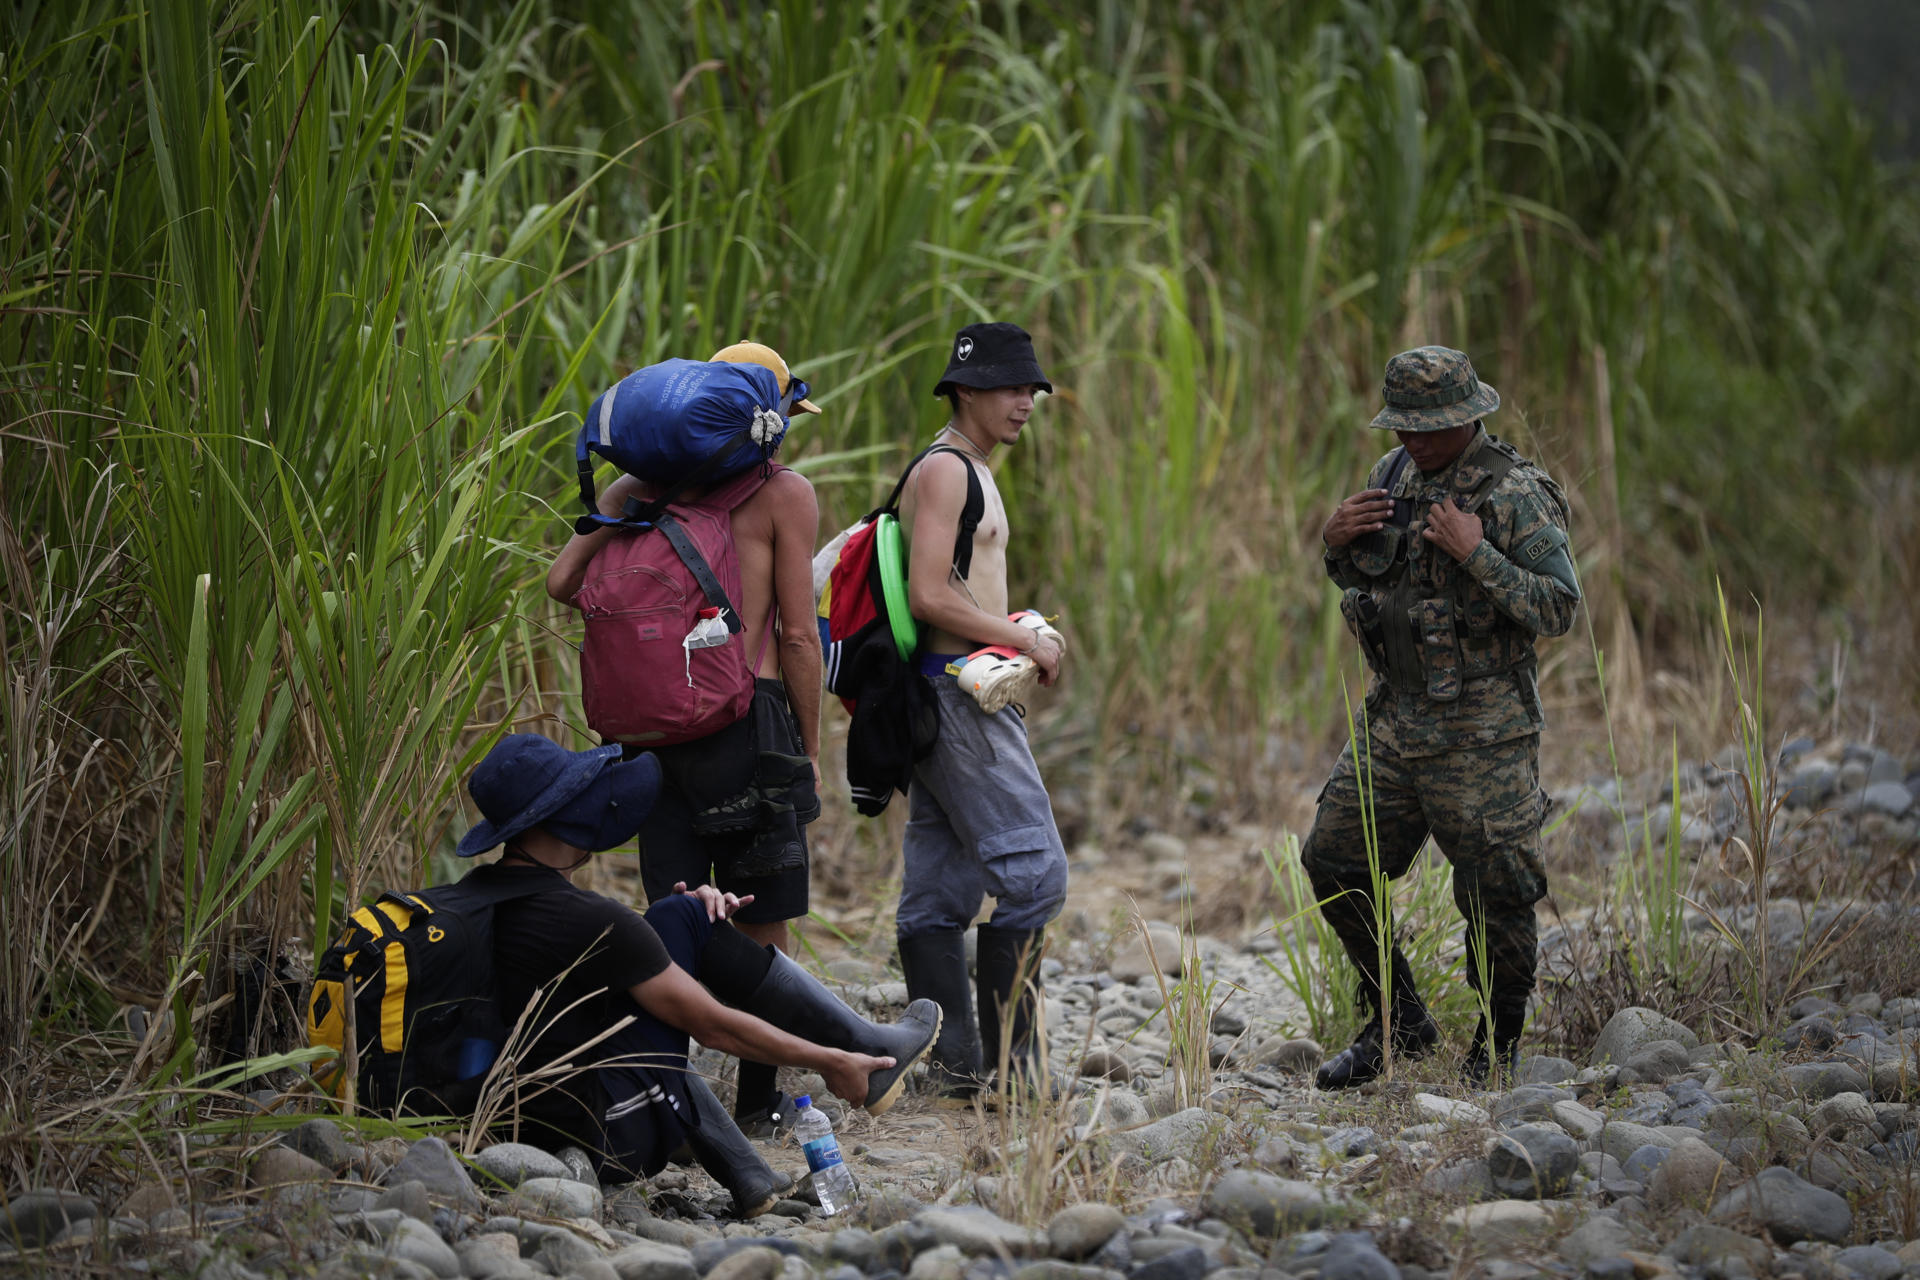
[794,1095,812,1108]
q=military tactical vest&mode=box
[1340,433,1538,701]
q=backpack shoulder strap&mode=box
[881,445,985,580]
[1458,435,1523,515]
[1379,447,1413,528]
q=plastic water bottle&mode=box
[792,1095,858,1215]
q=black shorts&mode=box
[635,780,811,923]
[630,680,813,924]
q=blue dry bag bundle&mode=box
[576,358,792,532]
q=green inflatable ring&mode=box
[873,513,919,661]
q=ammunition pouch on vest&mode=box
[1339,435,1537,701]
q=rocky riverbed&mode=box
[8,736,1920,1278]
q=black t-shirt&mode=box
[470,862,673,1067]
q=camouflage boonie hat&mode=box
[1368,345,1500,432]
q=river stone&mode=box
[1775,1014,1840,1053]
[1555,1214,1655,1267]
[1620,1039,1693,1083]
[1320,1231,1400,1280]
[1834,1245,1904,1280]
[1518,1055,1577,1085]
[917,1206,1047,1256]
[691,1238,804,1272]
[1620,1145,1669,1185]
[1596,1121,1677,1161]
[1647,1138,1731,1210]
[1202,1171,1346,1237]
[1413,1093,1488,1125]
[456,1235,526,1280]
[1811,1091,1877,1138]
[1101,1108,1217,1164]
[1440,1201,1555,1247]
[1859,782,1914,816]
[1420,1157,1492,1200]
[118,1182,177,1220]
[1131,1244,1208,1280]
[249,1144,333,1188]
[705,1245,784,1280]
[537,1231,619,1280]
[386,1215,462,1278]
[1077,1049,1131,1082]
[1488,1086,1564,1124]
[1710,1166,1852,1243]
[1047,1204,1124,1260]
[508,1176,602,1220]
[374,1179,434,1224]
[1781,1061,1869,1100]
[907,1244,968,1280]
[1487,1126,1579,1200]
[382,1137,483,1211]
[1591,1008,1698,1065]
[1550,1100,1605,1142]
[1014,1264,1120,1280]
[320,1241,434,1279]
[473,1143,572,1189]
[0,1189,99,1248]
[1082,1088,1148,1129]
[1252,1038,1325,1075]
[1660,1224,1771,1275]
[284,1118,359,1173]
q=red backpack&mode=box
[574,466,780,745]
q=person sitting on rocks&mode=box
[458,733,941,1215]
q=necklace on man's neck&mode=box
[938,425,990,464]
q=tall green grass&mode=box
[2,0,1916,1078]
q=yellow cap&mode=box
[710,341,821,414]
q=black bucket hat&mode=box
[932,322,1053,397]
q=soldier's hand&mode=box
[1422,499,1483,562]
[1323,489,1394,548]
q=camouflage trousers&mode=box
[1298,732,1549,1016]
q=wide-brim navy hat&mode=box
[932,322,1053,397]
[456,734,662,857]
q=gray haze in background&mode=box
[1759,0,1917,157]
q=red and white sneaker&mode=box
[953,612,1064,714]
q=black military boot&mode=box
[976,924,1050,1092]
[898,929,986,1104]
[677,1075,791,1218]
[1314,956,1439,1090]
[734,949,942,1115]
[1461,1003,1527,1089]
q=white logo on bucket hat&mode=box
[956,337,974,361]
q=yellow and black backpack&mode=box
[306,873,550,1115]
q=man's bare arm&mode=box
[766,470,822,759]
[630,965,887,1106]
[546,473,648,604]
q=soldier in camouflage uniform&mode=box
[1304,346,1580,1090]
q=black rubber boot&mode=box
[976,924,1046,1088]
[1314,953,1440,1090]
[679,1074,790,1218]
[736,949,942,1115]
[1461,1003,1527,1089]
[898,929,986,1103]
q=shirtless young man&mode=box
[546,342,822,1134]
[893,321,1070,1100]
